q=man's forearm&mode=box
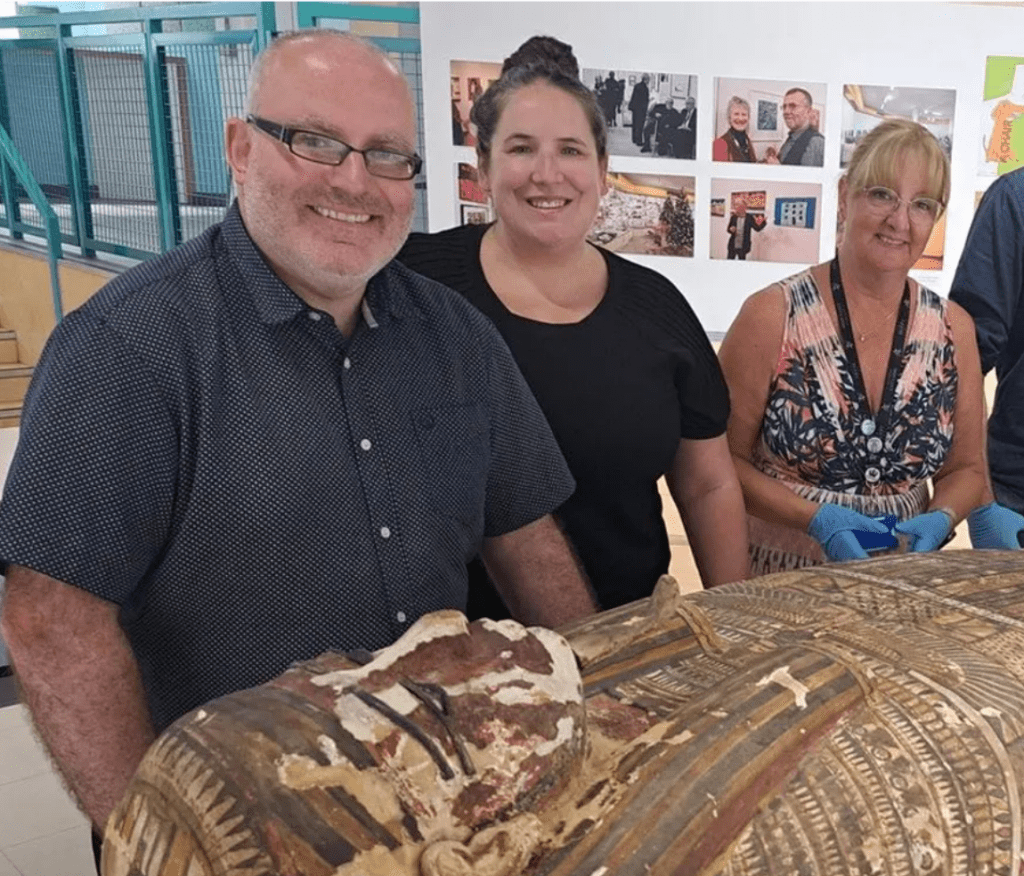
[1,566,155,830]
[481,515,597,627]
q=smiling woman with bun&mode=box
[398,36,748,617]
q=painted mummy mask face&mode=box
[102,612,586,876]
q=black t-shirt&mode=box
[397,223,729,610]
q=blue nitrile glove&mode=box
[894,510,953,553]
[967,502,1024,550]
[808,504,890,562]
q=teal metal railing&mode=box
[0,123,63,322]
[0,3,276,261]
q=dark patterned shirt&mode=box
[950,167,1024,512]
[0,203,573,731]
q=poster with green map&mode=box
[980,55,1024,176]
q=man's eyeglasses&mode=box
[861,185,943,225]
[246,115,422,181]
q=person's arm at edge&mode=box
[718,283,820,531]
[948,173,1022,510]
[948,173,1023,376]
[665,434,749,587]
[928,301,987,524]
[480,514,597,628]
[0,564,155,832]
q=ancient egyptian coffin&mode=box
[103,550,1024,875]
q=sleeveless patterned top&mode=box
[748,268,958,575]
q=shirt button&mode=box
[396,611,406,623]
[865,466,881,484]
[360,438,372,451]
[308,311,322,321]
[380,526,391,539]
[343,358,351,369]
[867,436,883,454]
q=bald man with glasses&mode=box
[0,30,595,868]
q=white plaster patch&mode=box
[661,728,695,746]
[756,666,809,708]
[934,702,963,726]
[442,630,582,707]
[706,791,719,818]
[311,611,471,688]
[318,735,342,765]
[481,617,529,640]
[334,686,422,742]
[532,716,578,757]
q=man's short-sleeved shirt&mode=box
[949,167,1024,509]
[0,204,574,731]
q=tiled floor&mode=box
[0,705,93,876]
[0,421,96,875]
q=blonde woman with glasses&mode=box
[720,119,986,573]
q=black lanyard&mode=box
[829,257,911,447]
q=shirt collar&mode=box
[221,201,408,328]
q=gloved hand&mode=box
[808,504,890,562]
[967,502,1024,550]
[894,510,953,553]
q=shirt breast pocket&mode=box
[412,403,489,528]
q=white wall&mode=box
[418,1,1024,334]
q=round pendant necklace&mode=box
[851,301,900,342]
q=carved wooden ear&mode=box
[420,814,542,876]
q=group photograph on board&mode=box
[712,78,827,166]
[582,68,698,159]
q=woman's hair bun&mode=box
[500,35,579,80]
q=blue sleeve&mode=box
[949,172,1024,375]
[0,313,178,601]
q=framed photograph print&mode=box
[751,90,781,141]
[461,204,490,225]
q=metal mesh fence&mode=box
[73,45,161,254]
[163,39,253,244]
[0,43,74,239]
[1,29,260,258]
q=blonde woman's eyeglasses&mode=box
[861,186,943,225]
